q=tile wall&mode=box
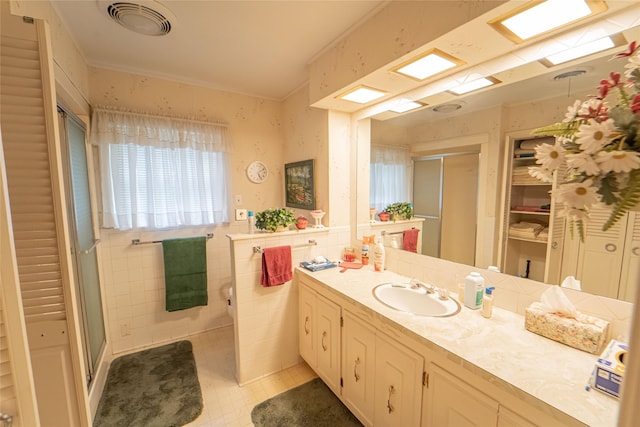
[99,222,245,354]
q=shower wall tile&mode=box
[100,222,246,355]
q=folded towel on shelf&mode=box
[162,237,208,312]
[509,221,545,239]
[536,227,549,242]
[261,245,292,286]
[402,228,420,253]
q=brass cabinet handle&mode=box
[633,247,640,256]
[354,357,360,382]
[321,331,328,351]
[304,316,310,335]
[387,385,395,414]
[605,243,617,252]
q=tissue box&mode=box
[524,306,609,354]
[592,340,627,398]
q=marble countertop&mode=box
[297,265,619,427]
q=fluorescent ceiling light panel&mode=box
[449,76,500,95]
[490,0,607,43]
[393,49,464,81]
[338,86,386,104]
[389,100,425,113]
[543,36,619,65]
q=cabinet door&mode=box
[298,283,316,367]
[426,364,498,427]
[374,333,424,427]
[342,310,376,427]
[316,294,341,394]
[619,212,640,302]
[577,207,626,298]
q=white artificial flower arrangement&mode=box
[529,41,640,240]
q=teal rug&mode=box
[93,340,202,427]
[251,377,363,427]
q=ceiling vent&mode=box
[100,0,176,36]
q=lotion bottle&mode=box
[482,287,495,318]
[374,237,386,272]
[464,272,484,310]
[247,211,256,234]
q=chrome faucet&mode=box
[409,279,436,294]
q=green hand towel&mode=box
[162,237,208,312]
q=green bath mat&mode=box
[251,377,363,427]
[93,340,202,427]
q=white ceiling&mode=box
[50,0,640,123]
[51,0,385,100]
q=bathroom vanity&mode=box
[296,266,619,427]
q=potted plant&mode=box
[255,208,296,232]
[384,202,413,221]
[378,211,390,222]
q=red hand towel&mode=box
[403,229,419,253]
[261,245,292,287]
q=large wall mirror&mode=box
[356,24,640,303]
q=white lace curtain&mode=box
[91,109,230,230]
[370,145,412,213]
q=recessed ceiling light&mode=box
[433,103,462,113]
[392,49,464,81]
[389,100,425,113]
[449,76,501,95]
[489,0,607,44]
[540,34,626,66]
[338,86,386,104]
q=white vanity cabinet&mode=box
[298,281,341,394]
[342,310,424,427]
[374,332,423,427]
[425,363,498,427]
[342,310,376,426]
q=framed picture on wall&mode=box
[285,159,316,210]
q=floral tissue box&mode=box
[524,306,610,354]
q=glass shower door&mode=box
[59,108,105,386]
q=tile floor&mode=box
[183,325,317,427]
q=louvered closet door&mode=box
[1,16,84,427]
[619,213,640,303]
[576,206,627,298]
[0,292,17,418]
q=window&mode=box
[370,145,412,213]
[91,109,229,230]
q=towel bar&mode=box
[131,233,213,246]
[381,227,416,236]
[253,239,317,254]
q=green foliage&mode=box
[597,173,620,206]
[603,169,640,231]
[255,208,296,232]
[531,121,581,138]
[384,202,413,220]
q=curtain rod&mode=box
[93,106,228,128]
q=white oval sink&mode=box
[372,283,460,317]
